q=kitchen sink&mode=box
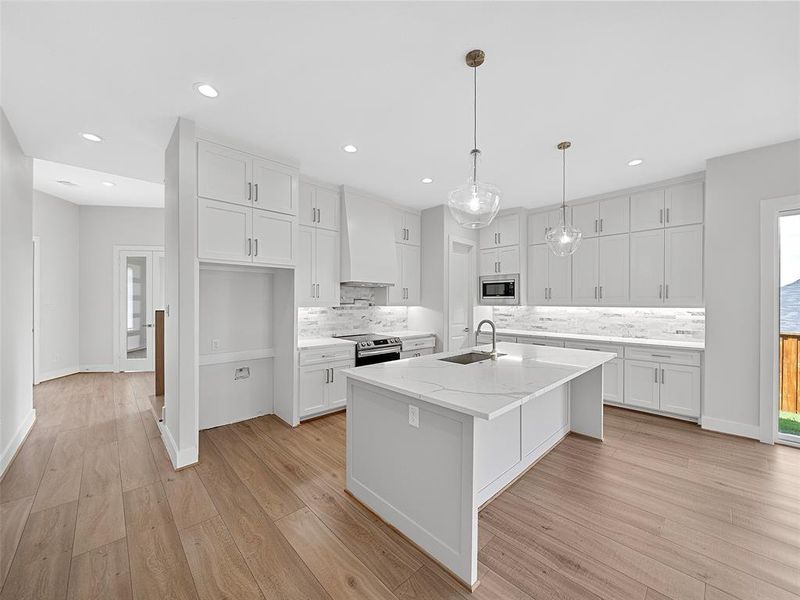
[438,351,505,365]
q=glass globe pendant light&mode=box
[546,141,583,256]
[448,49,501,229]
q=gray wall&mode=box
[33,191,80,379]
[0,107,34,473]
[704,139,800,437]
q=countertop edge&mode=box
[493,329,704,350]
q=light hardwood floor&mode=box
[2,372,799,600]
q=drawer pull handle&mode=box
[651,354,672,359]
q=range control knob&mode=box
[360,341,368,347]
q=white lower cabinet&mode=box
[624,353,701,418]
[624,360,661,410]
[400,348,434,359]
[516,336,565,348]
[298,357,354,419]
[565,341,624,403]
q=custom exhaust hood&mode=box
[340,188,397,288]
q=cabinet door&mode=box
[598,234,629,304]
[571,202,599,239]
[296,226,316,306]
[630,229,665,304]
[298,182,316,227]
[603,358,624,404]
[328,363,353,409]
[299,365,327,417]
[659,364,701,417]
[599,195,629,236]
[664,225,703,306]
[403,212,421,245]
[548,253,571,304]
[402,244,421,305]
[197,141,252,206]
[252,209,295,266]
[392,209,406,243]
[252,158,297,216]
[479,248,499,276]
[495,213,520,247]
[498,246,520,274]
[198,198,252,262]
[315,186,341,231]
[571,237,598,304]
[527,245,548,304]
[624,360,660,409]
[479,223,496,249]
[665,181,703,228]
[528,212,550,245]
[630,189,665,232]
[388,244,405,305]
[315,228,340,306]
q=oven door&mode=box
[356,346,401,366]
[480,274,520,305]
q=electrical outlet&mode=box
[408,405,419,428]
[211,339,220,351]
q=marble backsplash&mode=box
[298,286,408,337]
[491,306,705,341]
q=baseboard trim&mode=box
[38,366,80,382]
[80,364,115,373]
[700,416,760,440]
[160,422,198,470]
[0,409,36,479]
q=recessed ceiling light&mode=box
[421,177,433,184]
[57,180,78,187]
[627,158,644,167]
[102,181,115,187]
[81,132,103,142]
[194,83,219,98]
[342,144,358,153]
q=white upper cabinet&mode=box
[252,209,295,266]
[571,203,599,239]
[630,189,666,232]
[665,181,703,228]
[480,213,521,249]
[198,198,252,262]
[527,244,570,304]
[394,209,421,245]
[197,141,252,206]
[296,225,340,308]
[598,195,630,236]
[630,229,665,305]
[664,225,703,306]
[299,180,340,231]
[252,158,297,216]
[527,209,562,245]
[527,245,548,304]
[481,246,520,276]
[571,237,599,304]
[598,234,629,304]
[296,226,316,305]
[389,244,420,305]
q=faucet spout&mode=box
[476,319,497,359]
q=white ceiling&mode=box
[33,159,164,207]
[3,2,798,210]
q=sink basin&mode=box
[438,351,506,365]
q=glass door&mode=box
[778,212,800,443]
[118,250,164,372]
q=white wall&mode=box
[704,139,800,438]
[0,108,35,476]
[78,205,164,370]
[32,191,80,380]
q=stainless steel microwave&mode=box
[479,274,520,305]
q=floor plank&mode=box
[0,494,35,588]
[66,539,132,600]
[72,489,126,557]
[32,428,87,512]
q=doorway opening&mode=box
[778,212,800,443]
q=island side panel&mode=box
[569,365,604,439]
[346,379,478,587]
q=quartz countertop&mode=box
[379,330,435,340]
[298,337,356,351]
[343,342,615,421]
[491,328,704,350]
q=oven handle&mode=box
[358,347,402,357]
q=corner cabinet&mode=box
[197,140,298,267]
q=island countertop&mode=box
[342,342,615,420]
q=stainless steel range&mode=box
[334,333,402,366]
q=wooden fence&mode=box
[780,333,800,413]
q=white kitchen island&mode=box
[343,342,616,590]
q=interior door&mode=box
[448,241,473,351]
[119,250,155,372]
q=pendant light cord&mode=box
[472,64,478,182]
[561,145,566,221]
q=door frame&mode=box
[113,245,164,372]
[32,236,41,385]
[445,235,476,352]
[759,194,800,445]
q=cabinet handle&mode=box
[325,368,330,383]
[331,368,334,383]
[666,208,670,223]
[594,286,597,299]
[658,284,663,299]
[665,284,669,299]
[254,238,258,257]
[312,207,316,223]
[659,208,663,224]
[316,283,320,298]
[311,283,315,298]
[254,183,259,203]
[654,367,659,383]
[599,285,603,299]
[318,208,322,224]
[594,219,598,233]
[600,218,604,232]
[661,368,665,384]
[652,354,671,359]
[247,238,252,256]
[498,233,501,245]
[248,182,252,201]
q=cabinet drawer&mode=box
[517,336,565,348]
[624,346,702,366]
[299,346,355,366]
[477,333,517,344]
[400,348,434,359]
[564,341,624,357]
[401,337,435,352]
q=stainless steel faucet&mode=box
[476,319,497,359]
